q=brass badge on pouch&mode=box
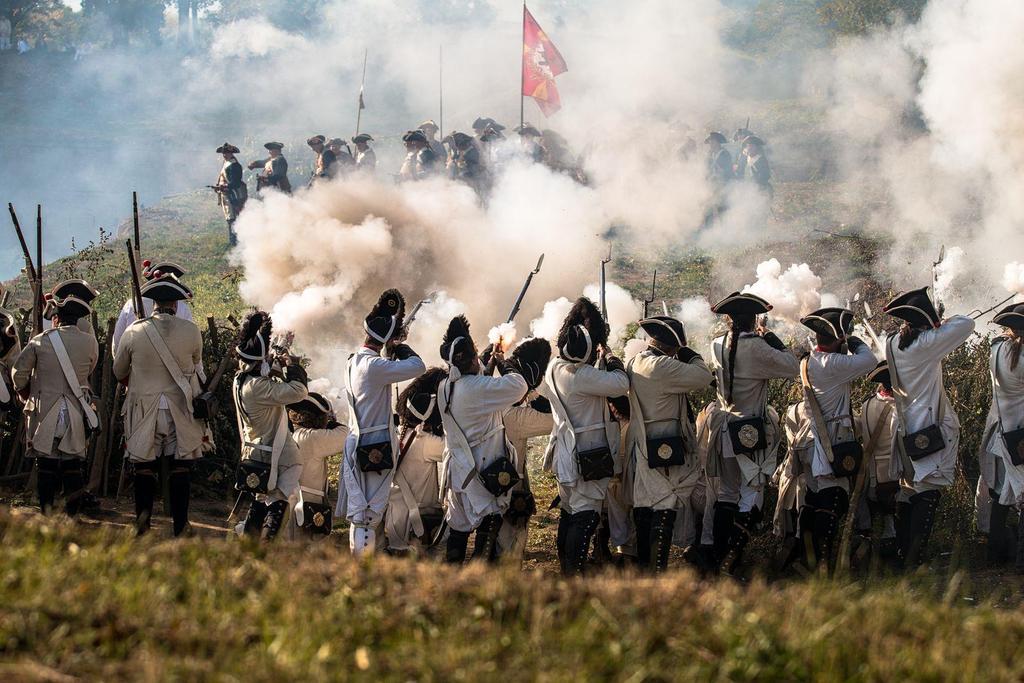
[738,424,759,449]
[658,443,674,460]
[914,434,930,450]
[497,471,511,487]
[246,472,261,489]
[368,448,383,465]
[313,512,326,527]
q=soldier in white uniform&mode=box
[497,395,553,561]
[386,368,447,554]
[540,298,628,575]
[853,361,901,568]
[0,308,21,415]
[288,393,347,539]
[627,315,714,572]
[112,262,195,353]
[234,311,309,541]
[772,400,810,572]
[883,286,974,568]
[976,304,1024,566]
[337,290,425,556]
[13,283,99,516]
[705,292,799,574]
[398,130,439,181]
[307,134,337,185]
[352,134,376,173]
[796,307,877,572]
[438,316,548,564]
[112,274,204,536]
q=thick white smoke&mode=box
[740,259,823,325]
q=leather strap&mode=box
[142,320,193,404]
[46,330,98,430]
[887,335,945,457]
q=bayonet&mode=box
[599,245,611,329]
[404,291,437,331]
[642,270,657,319]
[506,254,544,324]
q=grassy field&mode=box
[3,505,1024,682]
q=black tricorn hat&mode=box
[352,133,374,144]
[440,315,478,368]
[800,307,854,339]
[705,131,727,144]
[51,279,99,304]
[515,124,542,137]
[142,260,186,280]
[639,316,687,348]
[444,132,474,148]
[306,135,326,146]
[47,296,91,320]
[508,337,552,390]
[289,392,333,415]
[557,297,607,363]
[711,291,772,316]
[883,287,940,328]
[141,273,193,303]
[237,311,272,363]
[418,119,439,132]
[0,307,16,338]
[473,117,505,131]
[867,360,891,387]
[364,288,406,344]
[264,141,285,150]
[994,302,1024,331]
[216,142,240,154]
[480,127,505,142]
[743,135,765,148]
[402,129,428,144]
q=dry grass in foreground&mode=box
[2,508,1024,682]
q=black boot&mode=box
[797,504,817,570]
[243,500,269,537]
[895,501,912,567]
[649,509,677,573]
[563,511,601,576]
[446,529,470,564]
[1016,510,1024,573]
[36,458,59,515]
[592,512,613,565]
[633,507,653,569]
[59,459,86,517]
[811,487,849,575]
[260,500,288,541]
[712,502,738,567]
[721,510,755,576]
[904,490,941,568]
[556,509,570,573]
[169,461,192,537]
[471,514,503,563]
[988,495,1010,564]
[133,463,159,536]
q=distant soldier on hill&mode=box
[352,134,376,173]
[740,136,772,195]
[306,135,337,185]
[248,142,291,194]
[211,142,247,247]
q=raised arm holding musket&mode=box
[13,282,99,516]
[338,289,425,556]
[112,273,204,536]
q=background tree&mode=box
[818,0,927,35]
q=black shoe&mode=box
[446,529,470,564]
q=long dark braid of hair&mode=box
[726,313,756,404]
[898,322,925,351]
[1009,329,1023,372]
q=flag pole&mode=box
[520,2,526,129]
[439,45,444,140]
[355,47,368,137]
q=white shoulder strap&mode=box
[142,320,193,403]
[46,330,99,430]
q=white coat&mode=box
[386,428,444,549]
[439,371,528,532]
[336,347,426,526]
[980,337,1024,504]
[885,316,974,488]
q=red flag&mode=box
[522,5,567,117]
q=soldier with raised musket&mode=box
[113,273,205,536]
[794,307,877,572]
[13,280,100,516]
[882,287,974,568]
[703,292,799,575]
[540,298,628,575]
[626,315,713,572]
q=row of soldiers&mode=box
[16,265,1023,575]
[210,119,585,245]
[228,279,1022,575]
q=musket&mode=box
[932,245,946,317]
[599,245,611,329]
[860,300,883,350]
[662,301,669,316]
[34,205,43,334]
[969,293,1017,321]
[125,240,145,319]
[10,203,41,334]
[404,292,436,333]
[132,191,141,263]
[506,254,544,324]
[642,270,657,319]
